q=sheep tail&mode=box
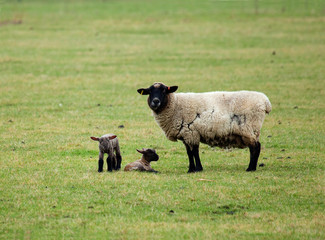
[265,98,272,114]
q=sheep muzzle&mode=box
[150,98,161,110]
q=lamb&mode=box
[90,134,122,172]
[124,148,159,173]
[137,82,272,173]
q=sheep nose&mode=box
[153,99,160,105]
[150,98,161,110]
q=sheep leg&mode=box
[98,152,104,172]
[107,155,113,172]
[112,154,120,170]
[184,143,196,173]
[193,145,203,172]
[112,155,117,170]
[246,141,261,171]
[148,169,159,173]
[116,153,122,170]
[114,143,122,170]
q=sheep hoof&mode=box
[187,169,196,173]
[195,167,203,172]
[98,169,103,173]
[246,168,256,172]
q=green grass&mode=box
[0,0,324,239]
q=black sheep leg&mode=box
[184,143,196,173]
[116,154,122,170]
[107,156,113,172]
[112,156,118,170]
[112,155,117,170]
[98,152,104,172]
[193,145,203,172]
[246,141,261,171]
[98,159,104,172]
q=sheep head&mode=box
[137,148,159,162]
[90,135,117,142]
[137,83,178,113]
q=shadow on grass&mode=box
[211,204,247,215]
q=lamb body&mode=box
[91,134,122,172]
[124,148,159,173]
[137,83,271,173]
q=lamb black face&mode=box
[145,149,159,162]
[137,83,178,112]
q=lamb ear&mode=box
[137,149,144,154]
[91,137,99,141]
[109,135,117,140]
[167,86,178,93]
[137,88,150,95]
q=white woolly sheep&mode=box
[124,148,159,173]
[91,134,122,172]
[137,83,272,173]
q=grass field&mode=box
[0,0,324,239]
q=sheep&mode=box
[124,148,159,173]
[137,82,272,173]
[90,134,122,172]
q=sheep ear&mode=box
[137,149,144,154]
[91,137,99,141]
[137,88,150,95]
[167,86,178,93]
[109,135,117,140]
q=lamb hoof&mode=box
[98,169,103,173]
[187,169,196,173]
[246,168,256,172]
[195,167,203,172]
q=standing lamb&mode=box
[90,134,122,172]
[124,148,159,173]
[137,82,272,173]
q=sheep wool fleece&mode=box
[153,91,272,149]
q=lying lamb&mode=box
[124,148,159,173]
[137,82,272,173]
[91,134,122,172]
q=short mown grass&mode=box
[0,0,324,239]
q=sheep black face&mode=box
[137,148,159,162]
[137,83,178,113]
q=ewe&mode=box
[137,83,271,173]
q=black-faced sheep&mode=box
[90,134,122,172]
[137,83,272,173]
[124,148,159,173]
